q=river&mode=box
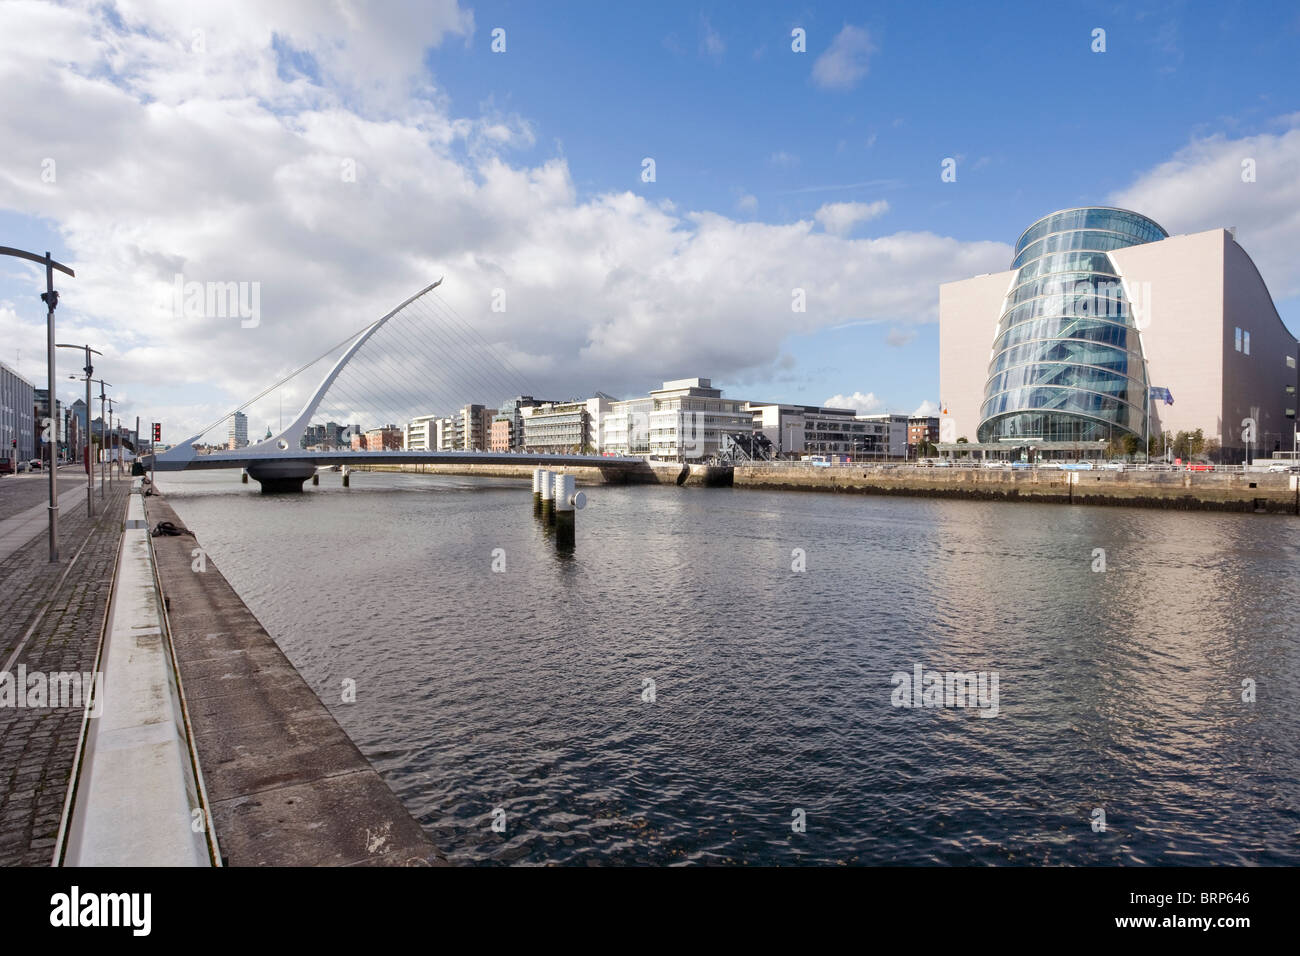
[158,468,1300,865]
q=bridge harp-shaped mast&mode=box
[158,278,443,464]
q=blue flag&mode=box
[1149,386,1174,405]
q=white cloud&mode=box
[912,400,938,417]
[735,193,758,214]
[824,391,883,414]
[814,200,889,236]
[770,151,799,168]
[1108,119,1300,302]
[0,1,1010,439]
[699,16,725,59]
[885,326,916,347]
[812,25,877,91]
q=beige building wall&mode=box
[1222,236,1299,458]
[938,270,1014,442]
[1109,229,1226,443]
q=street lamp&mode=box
[60,344,101,518]
[84,379,112,499]
[0,246,75,562]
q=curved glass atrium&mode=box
[976,207,1168,444]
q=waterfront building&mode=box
[908,416,940,452]
[489,416,511,452]
[856,413,909,458]
[443,404,491,451]
[522,400,591,453]
[496,396,552,452]
[746,403,872,457]
[227,411,249,450]
[940,207,1299,460]
[0,361,35,466]
[34,388,65,457]
[404,413,441,451]
[601,397,654,456]
[646,378,753,461]
[364,425,403,451]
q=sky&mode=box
[0,0,1297,441]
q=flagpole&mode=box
[1144,359,1150,464]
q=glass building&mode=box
[977,207,1168,444]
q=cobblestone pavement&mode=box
[0,480,130,866]
[0,468,97,522]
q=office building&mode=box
[939,207,1299,460]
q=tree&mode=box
[1121,433,1139,458]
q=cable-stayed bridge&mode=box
[149,279,644,491]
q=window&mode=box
[1234,327,1242,352]
[1288,356,1297,369]
[1244,331,1250,355]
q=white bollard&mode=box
[555,474,577,548]
[540,469,555,524]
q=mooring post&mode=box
[540,469,555,525]
[241,468,248,484]
[342,466,350,488]
[312,472,319,486]
[533,467,543,516]
[554,473,585,551]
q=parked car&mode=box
[1266,462,1300,473]
[933,459,953,468]
[16,460,29,472]
[1059,460,1095,471]
[0,459,12,475]
[1100,462,1126,471]
[1185,462,1214,472]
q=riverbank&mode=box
[733,463,1300,513]
[141,490,443,866]
[354,460,1299,513]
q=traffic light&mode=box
[151,423,161,443]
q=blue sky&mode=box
[1,0,1297,436]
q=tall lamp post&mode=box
[0,247,75,562]
[106,396,118,484]
[59,344,101,518]
[86,379,111,498]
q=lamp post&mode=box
[59,345,101,518]
[0,247,75,562]
[106,396,117,484]
[87,379,111,498]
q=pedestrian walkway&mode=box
[0,485,92,564]
[0,481,130,866]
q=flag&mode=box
[1149,386,1174,405]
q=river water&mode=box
[158,469,1300,865]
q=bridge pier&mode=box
[246,460,317,494]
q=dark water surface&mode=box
[159,469,1300,865]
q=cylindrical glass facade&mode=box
[976,207,1167,444]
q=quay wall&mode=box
[733,465,1300,514]
[354,461,733,487]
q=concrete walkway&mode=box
[60,489,215,866]
[143,492,442,866]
